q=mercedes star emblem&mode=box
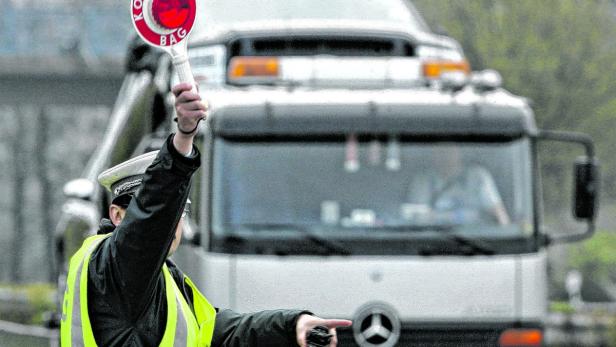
[353,302,401,347]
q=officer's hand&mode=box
[295,314,352,347]
[172,82,208,137]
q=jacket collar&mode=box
[97,219,116,235]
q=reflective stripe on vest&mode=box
[60,233,215,346]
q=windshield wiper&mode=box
[378,225,495,256]
[445,234,495,256]
[301,232,352,256]
[230,223,352,256]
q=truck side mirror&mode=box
[537,130,599,244]
[573,157,599,220]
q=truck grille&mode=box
[228,36,414,58]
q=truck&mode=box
[54,1,600,346]
[170,73,599,347]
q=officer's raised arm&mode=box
[91,85,207,321]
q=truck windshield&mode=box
[201,0,430,32]
[211,137,534,255]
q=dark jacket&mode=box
[87,134,305,346]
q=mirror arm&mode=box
[537,130,595,158]
[546,221,596,245]
[536,130,597,245]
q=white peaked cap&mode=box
[97,151,159,200]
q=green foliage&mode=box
[414,0,616,201]
[23,284,56,325]
[610,317,616,347]
[550,301,576,314]
[0,283,56,325]
[570,229,616,284]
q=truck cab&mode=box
[170,77,598,346]
[56,64,599,347]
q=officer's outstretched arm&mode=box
[213,309,351,347]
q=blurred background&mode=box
[1,0,616,345]
[0,0,129,342]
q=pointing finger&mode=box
[322,319,352,329]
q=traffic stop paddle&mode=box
[131,0,198,91]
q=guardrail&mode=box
[546,312,613,347]
[0,320,58,347]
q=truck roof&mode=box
[205,87,537,138]
[190,19,459,52]
[188,0,449,47]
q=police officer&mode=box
[60,83,351,346]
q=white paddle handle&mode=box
[171,48,208,134]
[173,53,196,91]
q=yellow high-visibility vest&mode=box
[60,233,216,346]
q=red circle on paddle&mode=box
[131,0,196,47]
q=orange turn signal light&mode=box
[498,328,543,347]
[228,57,280,80]
[422,60,471,79]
